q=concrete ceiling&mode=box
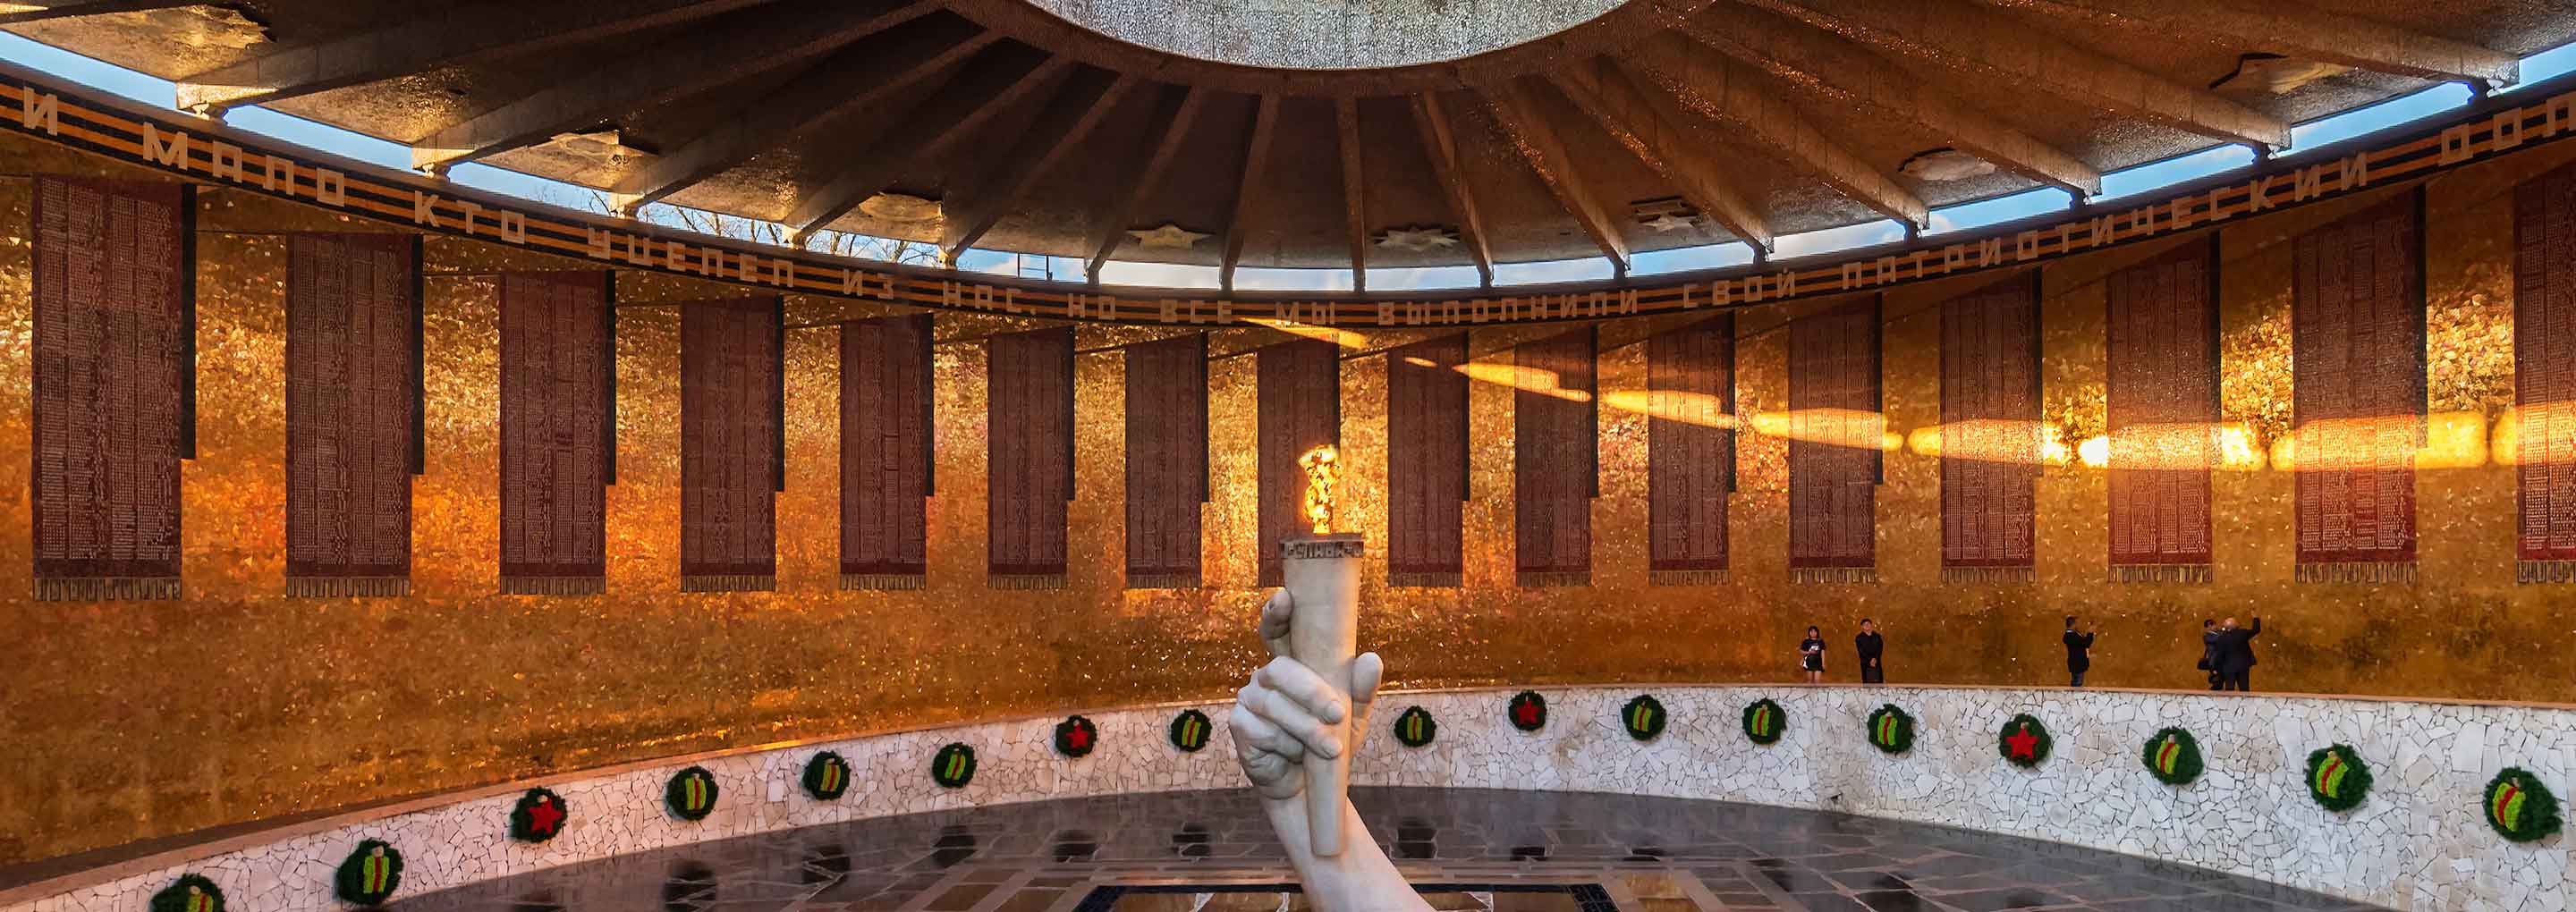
[5,0,2571,289]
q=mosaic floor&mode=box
[387,789,2388,912]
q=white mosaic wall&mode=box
[6,687,2569,912]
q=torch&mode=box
[1283,444,1361,857]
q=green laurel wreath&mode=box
[2142,727,2204,786]
[1741,698,1786,745]
[1054,714,1098,757]
[333,840,404,907]
[1169,709,1213,752]
[1393,705,1436,747]
[1621,695,1667,741]
[1507,690,1547,732]
[2304,744,2373,813]
[508,787,568,842]
[802,752,852,800]
[665,766,719,821]
[2484,767,2563,843]
[1865,704,1915,755]
[1997,714,2052,767]
[931,742,977,788]
[149,875,224,912]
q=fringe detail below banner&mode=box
[2111,564,2212,584]
[1942,566,2035,584]
[1517,570,1592,589]
[36,578,182,602]
[682,574,776,593]
[990,573,1068,591]
[1123,573,1201,591]
[2519,561,2576,585]
[501,576,606,595]
[1386,571,1462,588]
[1791,567,1877,585]
[1648,569,1730,587]
[2298,562,2419,585]
[842,573,926,591]
[285,577,411,598]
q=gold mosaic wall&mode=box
[2,132,2571,866]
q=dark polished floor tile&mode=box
[1936,889,2072,912]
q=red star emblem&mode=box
[1513,700,1541,727]
[1065,725,1090,750]
[2004,724,2040,760]
[524,798,564,835]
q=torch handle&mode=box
[1281,537,1360,857]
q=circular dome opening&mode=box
[1024,0,1630,70]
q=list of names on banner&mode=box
[1939,276,2041,581]
[2106,241,2218,581]
[1788,299,1882,582]
[679,297,782,592]
[840,313,932,589]
[2292,191,2424,581]
[32,176,188,601]
[285,232,418,596]
[1648,317,1733,586]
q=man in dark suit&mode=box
[2063,616,2097,688]
[2212,616,2262,691]
[2199,620,2221,690]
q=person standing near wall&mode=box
[2199,620,2221,690]
[1854,620,1885,685]
[1799,627,1826,684]
[2211,617,2261,691]
[2063,616,2097,688]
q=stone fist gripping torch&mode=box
[1283,445,1363,857]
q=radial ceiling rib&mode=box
[607,19,1000,214]
[940,71,1142,264]
[175,0,776,116]
[1976,0,2519,87]
[1743,0,2289,149]
[1408,92,1495,287]
[408,0,945,173]
[0,0,196,24]
[1547,58,1775,251]
[1676,4,2099,196]
[1219,94,1281,291]
[1084,85,1212,281]
[784,54,1072,241]
[1336,97,1370,292]
[1624,34,1928,227]
[1481,78,1631,276]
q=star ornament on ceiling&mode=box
[1129,223,1209,249]
[1642,213,1700,233]
[1377,226,1460,251]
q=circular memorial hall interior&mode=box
[11,2,2576,912]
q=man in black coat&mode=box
[2212,616,2262,691]
[2063,616,2097,688]
[1855,619,1885,685]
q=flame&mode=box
[1300,444,1340,535]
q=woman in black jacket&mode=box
[1799,626,1826,684]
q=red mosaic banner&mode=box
[2106,239,2219,582]
[1648,316,1733,585]
[1124,334,1208,588]
[1385,334,1468,587]
[987,326,1073,587]
[2515,163,2576,583]
[2293,190,2425,582]
[679,296,783,592]
[1940,274,2042,582]
[840,313,932,590]
[285,232,419,597]
[31,175,191,601]
[1516,328,1597,587]
[1257,338,1341,587]
[498,271,612,595]
[1788,298,1881,583]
